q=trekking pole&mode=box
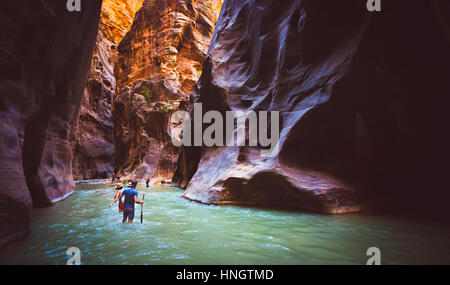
[141,193,145,223]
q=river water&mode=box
[1,183,449,265]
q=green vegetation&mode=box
[139,86,153,103]
[161,103,171,113]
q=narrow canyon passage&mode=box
[1,183,449,265]
[1,0,449,265]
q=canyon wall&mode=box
[113,0,222,182]
[72,0,143,179]
[0,1,102,245]
[173,0,450,216]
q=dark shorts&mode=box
[123,207,135,221]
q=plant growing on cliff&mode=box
[161,103,171,113]
[139,86,153,103]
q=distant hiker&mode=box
[111,172,116,183]
[109,184,124,212]
[121,180,144,224]
[146,178,150,188]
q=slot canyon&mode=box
[0,0,449,248]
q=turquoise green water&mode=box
[1,184,449,265]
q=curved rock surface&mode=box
[113,0,222,182]
[72,0,143,179]
[0,0,102,245]
[173,0,450,215]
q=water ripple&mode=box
[0,185,450,265]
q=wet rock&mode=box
[0,0,102,245]
[174,0,450,215]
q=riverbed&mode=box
[1,184,449,265]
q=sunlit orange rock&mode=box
[73,0,144,179]
[113,0,222,182]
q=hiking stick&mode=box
[141,193,145,223]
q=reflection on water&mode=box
[1,184,449,265]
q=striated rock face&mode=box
[113,0,222,182]
[173,0,450,215]
[72,0,143,179]
[0,1,102,244]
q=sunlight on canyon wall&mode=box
[72,0,144,179]
[113,0,222,182]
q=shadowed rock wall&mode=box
[0,0,102,245]
[173,0,450,216]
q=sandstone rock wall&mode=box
[0,0,102,245]
[113,0,222,182]
[173,0,450,216]
[72,0,143,179]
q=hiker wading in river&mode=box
[110,184,125,212]
[109,180,144,223]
